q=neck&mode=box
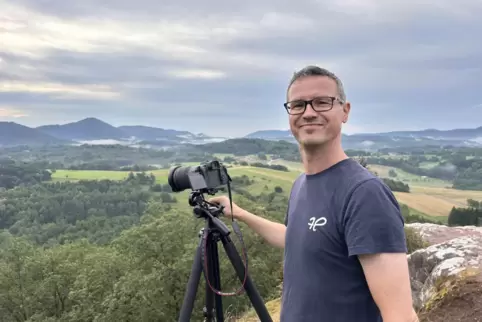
[300,136,348,175]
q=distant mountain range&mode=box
[0,117,481,150]
[244,126,482,150]
[0,118,218,147]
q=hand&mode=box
[208,195,243,220]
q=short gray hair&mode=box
[287,65,346,103]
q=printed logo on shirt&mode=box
[308,216,327,231]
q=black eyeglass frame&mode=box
[283,96,345,115]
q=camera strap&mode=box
[202,177,249,297]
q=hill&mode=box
[189,138,300,160]
[0,121,67,146]
[36,117,129,141]
[245,126,482,141]
[375,126,482,140]
[118,125,194,141]
[244,130,293,140]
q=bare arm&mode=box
[238,208,286,249]
[208,195,286,248]
[358,253,419,322]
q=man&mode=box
[209,65,418,322]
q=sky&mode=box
[1,0,481,137]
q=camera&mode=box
[168,160,230,193]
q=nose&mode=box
[302,102,318,119]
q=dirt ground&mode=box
[419,274,482,322]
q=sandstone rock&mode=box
[407,223,482,245]
[406,223,482,310]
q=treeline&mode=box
[0,159,53,189]
[448,199,482,227]
[69,162,163,171]
[230,159,290,172]
[0,144,218,171]
[250,162,289,172]
[379,146,482,158]
[382,178,410,193]
[452,165,482,190]
[195,138,302,161]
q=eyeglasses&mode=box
[283,96,344,115]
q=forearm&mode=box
[238,209,286,248]
[382,309,419,322]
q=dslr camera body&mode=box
[168,160,230,194]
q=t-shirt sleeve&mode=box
[284,175,302,226]
[284,208,289,226]
[343,178,408,257]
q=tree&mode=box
[467,199,481,209]
[448,206,482,227]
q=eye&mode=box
[313,97,331,106]
[289,101,304,109]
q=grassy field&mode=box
[53,169,170,182]
[394,186,482,218]
[228,167,299,194]
[365,165,482,218]
[52,167,298,197]
[367,164,451,188]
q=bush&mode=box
[405,227,428,253]
[383,178,410,192]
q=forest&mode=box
[0,158,433,321]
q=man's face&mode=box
[286,76,350,148]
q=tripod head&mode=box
[189,191,224,216]
[188,190,230,237]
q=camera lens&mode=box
[168,165,193,192]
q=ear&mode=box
[342,101,351,123]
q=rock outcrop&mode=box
[406,223,482,311]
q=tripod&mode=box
[178,192,273,322]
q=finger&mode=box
[207,197,221,204]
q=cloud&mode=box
[0,107,28,118]
[1,0,481,136]
[0,81,120,100]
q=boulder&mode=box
[406,223,482,310]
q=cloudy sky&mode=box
[1,0,481,137]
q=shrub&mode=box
[405,227,428,253]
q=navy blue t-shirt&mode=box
[281,158,407,322]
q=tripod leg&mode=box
[178,235,204,322]
[208,235,224,322]
[204,236,215,322]
[220,235,273,322]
